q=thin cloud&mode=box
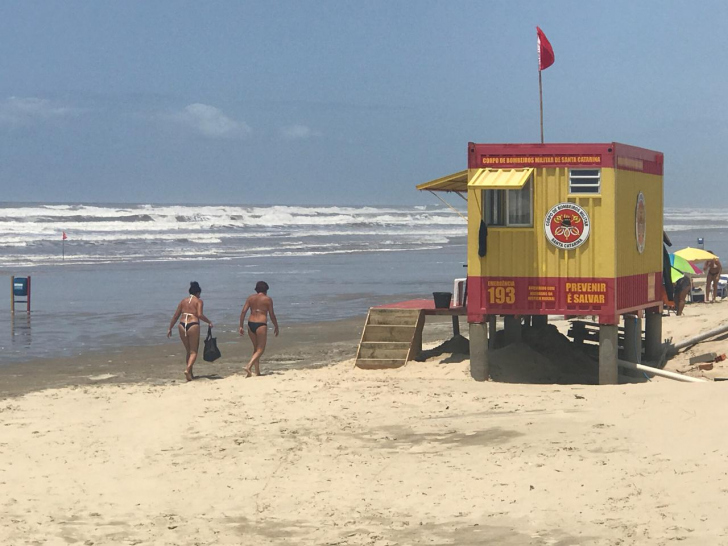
[280,124,322,140]
[0,97,82,125]
[166,103,252,139]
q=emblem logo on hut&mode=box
[544,203,590,250]
[635,192,646,254]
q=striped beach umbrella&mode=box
[670,266,688,284]
[670,253,701,275]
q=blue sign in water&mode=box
[13,278,28,297]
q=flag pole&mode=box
[539,68,544,144]
[536,26,554,144]
[62,238,65,261]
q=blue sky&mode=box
[0,1,725,206]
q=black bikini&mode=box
[180,295,200,335]
[248,321,266,334]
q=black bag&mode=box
[203,326,221,362]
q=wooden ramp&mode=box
[355,308,424,369]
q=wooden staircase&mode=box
[355,308,424,369]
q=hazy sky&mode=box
[0,1,725,206]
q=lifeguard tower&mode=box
[417,142,664,384]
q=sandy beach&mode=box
[4,2,728,544]
[3,303,728,545]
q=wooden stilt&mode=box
[469,321,489,381]
[504,315,522,345]
[572,321,586,346]
[599,324,619,385]
[532,315,548,327]
[451,315,460,337]
[488,315,497,349]
[644,312,662,361]
[623,315,642,364]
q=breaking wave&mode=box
[0,202,466,266]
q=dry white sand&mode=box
[660,297,728,378]
[3,302,728,545]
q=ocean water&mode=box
[0,203,725,364]
[661,207,728,272]
[0,203,468,362]
[0,203,466,266]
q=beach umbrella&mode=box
[669,253,701,275]
[674,247,717,262]
[670,266,688,284]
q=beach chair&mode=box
[718,275,728,299]
[690,287,705,303]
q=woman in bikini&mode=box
[168,281,213,381]
[704,251,723,303]
[239,281,279,377]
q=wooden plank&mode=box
[689,352,717,365]
[367,309,421,325]
[359,341,411,349]
[358,341,410,360]
[355,358,406,370]
[362,325,417,343]
[354,309,372,364]
[407,311,425,362]
[422,306,467,316]
[573,320,627,332]
[358,346,411,359]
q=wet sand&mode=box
[0,315,459,398]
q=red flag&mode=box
[62,231,67,240]
[537,26,555,71]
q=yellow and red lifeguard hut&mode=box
[418,142,664,383]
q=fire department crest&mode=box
[545,202,590,250]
